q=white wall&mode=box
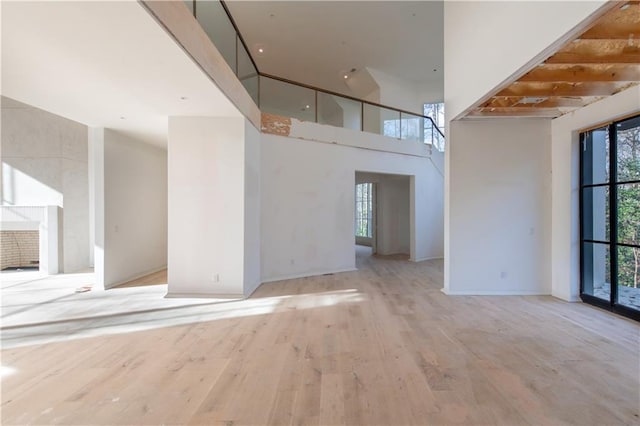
[261,128,443,283]
[444,1,607,122]
[243,120,262,297]
[167,116,260,297]
[368,68,426,115]
[446,119,551,295]
[99,129,167,288]
[1,96,90,273]
[551,86,640,301]
[377,176,410,255]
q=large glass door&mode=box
[580,114,640,321]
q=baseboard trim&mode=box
[164,292,243,299]
[441,288,550,296]
[106,265,167,290]
[410,256,444,262]
[551,294,582,303]
[261,267,357,284]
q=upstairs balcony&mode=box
[145,0,445,154]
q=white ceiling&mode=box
[1,0,242,148]
[226,0,444,97]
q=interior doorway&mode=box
[355,171,411,263]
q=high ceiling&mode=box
[1,1,242,147]
[467,1,640,118]
[225,1,444,97]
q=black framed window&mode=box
[355,183,373,238]
[580,114,640,321]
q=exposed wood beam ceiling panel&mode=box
[467,1,640,119]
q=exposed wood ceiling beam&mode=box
[580,1,640,39]
[520,64,640,82]
[467,108,563,118]
[547,39,640,64]
[547,52,640,64]
[496,81,634,97]
[481,96,600,109]
[465,1,640,119]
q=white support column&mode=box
[89,128,105,290]
[167,116,260,298]
[39,206,59,275]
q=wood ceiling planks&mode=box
[468,1,640,118]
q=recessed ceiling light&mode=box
[305,105,310,109]
[255,44,266,56]
[344,74,349,79]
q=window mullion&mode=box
[609,123,618,307]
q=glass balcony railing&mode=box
[184,0,445,151]
[188,0,259,104]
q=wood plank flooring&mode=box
[1,249,639,425]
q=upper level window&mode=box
[424,102,445,129]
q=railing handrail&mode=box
[260,73,445,138]
[215,0,445,140]
[184,0,445,143]
[219,0,260,75]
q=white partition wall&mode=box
[90,128,168,290]
[167,116,260,298]
[445,119,552,295]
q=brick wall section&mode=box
[261,113,291,137]
[1,231,39,270]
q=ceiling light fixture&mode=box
[258,48,264,53]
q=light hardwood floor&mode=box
[1,248,639,425]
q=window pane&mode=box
[616,115,640,183]
[355,183,373,238]
[363,104,399,138]
[259,77,315,122]
[617,245,640,311]
[238,39,258,105]
[582,186,609,242]
[582,242,611,302]
[318,93,361,130]
[183,0,194,14]
[581,127,609,185]
[617,183,640,246]
[196,0,237,74]
[400,113,424,143]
